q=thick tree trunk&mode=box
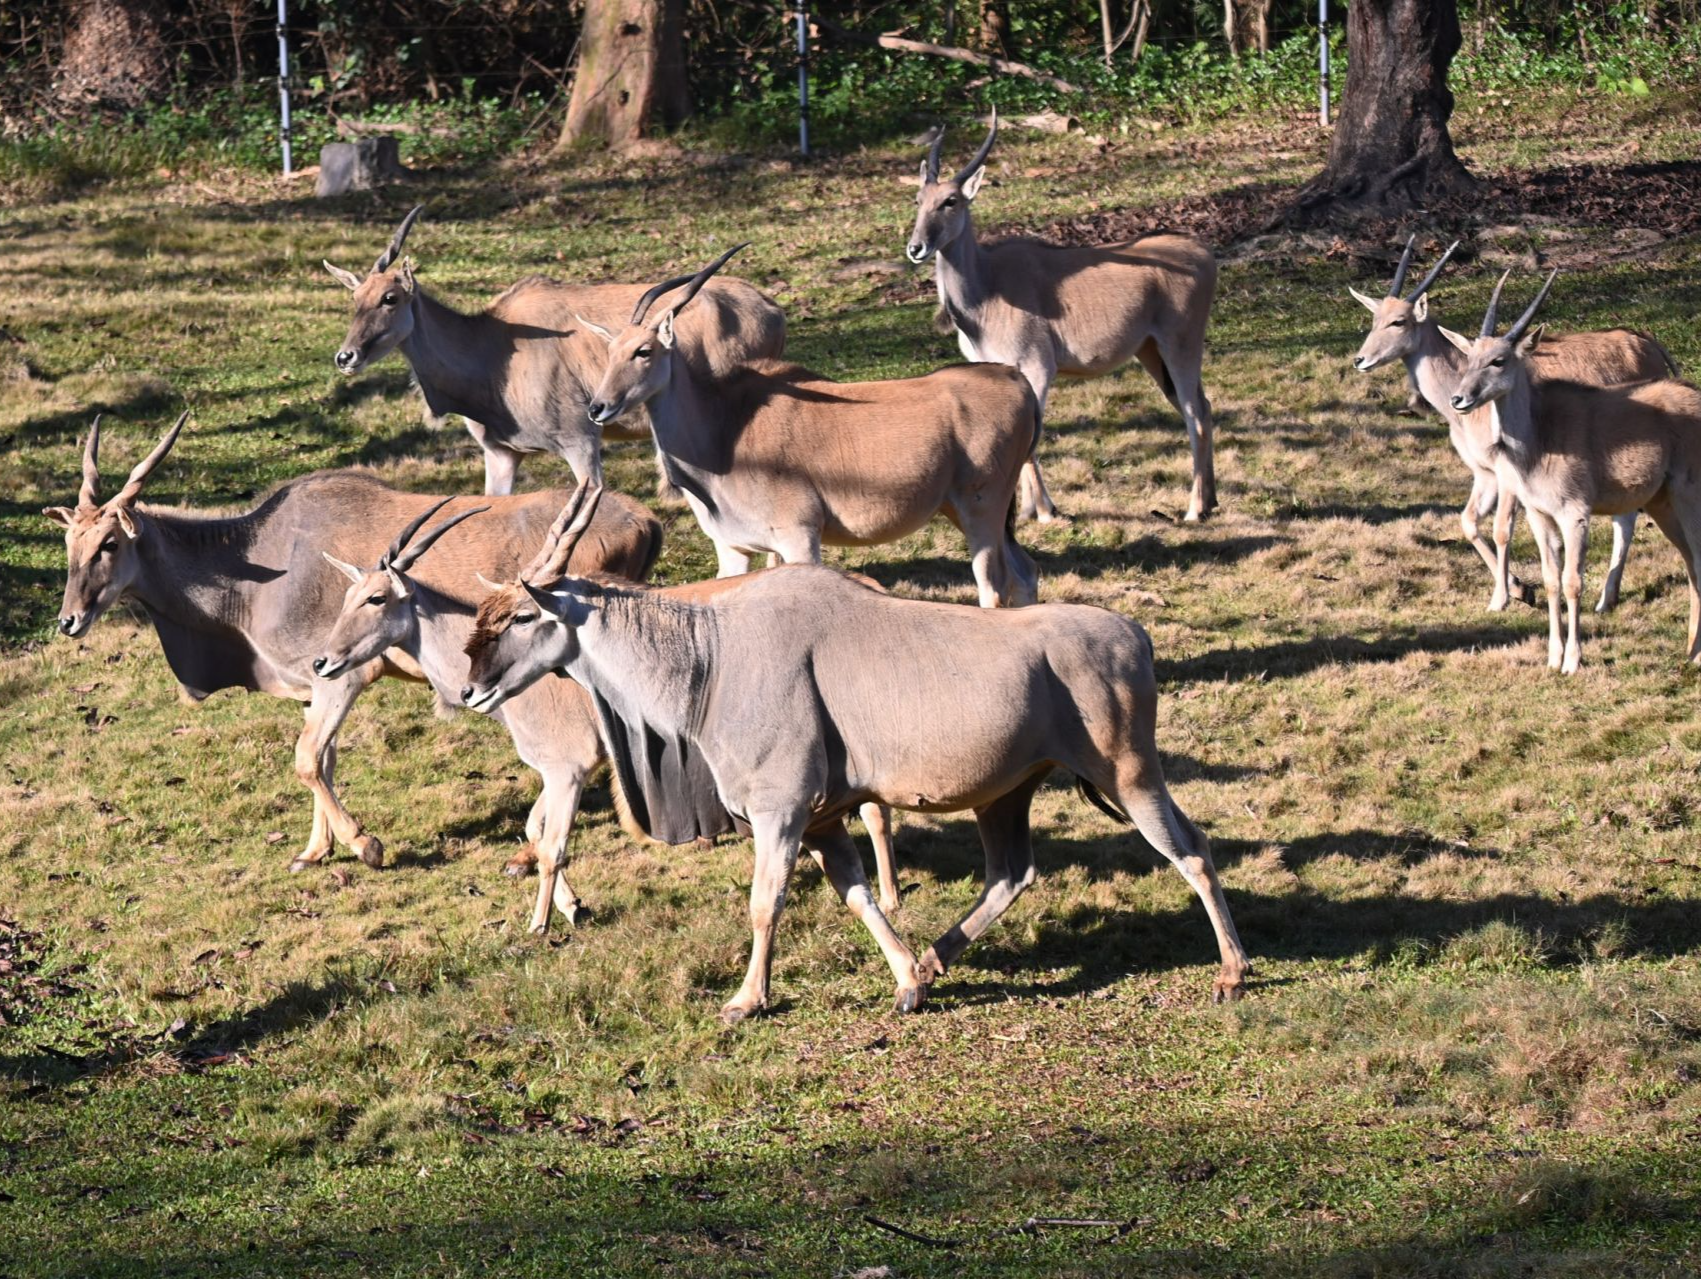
[55,0,169,109]
[1297,0,1473,217]
[978,1,1013,58]
[556,0,688,151]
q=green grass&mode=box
[4,89,1701,1277]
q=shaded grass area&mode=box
[4,90,1701,1276]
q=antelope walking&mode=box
[905,110,1220,523]
[314,503,902,931]
[1351,237,1675,611]
[1443,272,1701,673]
[42,413,661,877]
[324,206,787,496]
[461,484,1249,1022]
[579,246,1040,609]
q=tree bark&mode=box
[1296,0,1474,218]
[978,1,1013,58]
[556,0,688,151]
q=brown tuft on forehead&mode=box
[465,587,526,658]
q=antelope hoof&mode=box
[718,995,765,1026]
[354,834,384,869]
[893,984,926,1015]
[288,850,328,874]
[1561,647,1582,676]
[503,846,537,878]
[1595,591,1618,614]
[1487,592,1510,613]
[1212,970,1248,1004]
[559,901,589,927]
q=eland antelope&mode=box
[42,413,661,875]
[1351,237,1675,612]
[324,206,787,496]
[313,502,902,930]
[461,484,1249,1022]
[580,246,1041,609]
[1443,272,1701,673]
[906,109,1220,523]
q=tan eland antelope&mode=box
[314,503,902,931]
[461,484,1250,1022]
[1351,237,1675,612]
[578,245,1041,609]
[1443,271,1701,673]
[42,413,660,879]
[324,206,786,496]
[906,109,1220,523]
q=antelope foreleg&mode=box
[528,777,586,935]
[860,802,901,915]
[722,810,806,1025]
[291,667,384,872]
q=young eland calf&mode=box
[1442,272,1701,673]
[460,484,1250,1023]
[579,245,1041,609]
[324,206,787,497]
[1351,236,1674,612]
[906,109,1220,523]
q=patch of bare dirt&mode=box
[993,160,1701,267]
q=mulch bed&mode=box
[993,159,1701,260]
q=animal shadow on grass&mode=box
[0,974,366,1091]
[853,533,1287,594]
[1157,623,1520,685]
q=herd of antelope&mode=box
[41,114,1696,1023]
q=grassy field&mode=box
[4,88,1701,1277]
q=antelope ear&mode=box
[1518,324,1545,357]
[1348,286,1380,313]
[961,166,988,201]
[575,313,615,344]
[385,565,412,599]
[656,309,678,350]
[474,571,505,593]
[323,552,365,584]
[323,260,363,291]
[520,579,565,621]
[917,159,930,190]
[1412,293,1430,323]
[115,508,139,539]
[42,506,75,528]
[1439,326,1473,354]
[399,257,416,291]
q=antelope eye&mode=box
[634,346,653,360]
[98,538,117,555]
[1389,318,1406,327]
[381,291,397,307]
[1490,357,1506,368]
[942,196,958,208]
[367,594,387,606]
[514,613,536,626]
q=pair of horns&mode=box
[78,410,190,510]
[376,497,490,575]
[1481,267,1559,341]
[629,241,751,326]
[925,106,998,186]
[374,205,426,274]
[517,480,604,585]
[1388,234,1460,303]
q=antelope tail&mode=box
[1076,777,1132,825]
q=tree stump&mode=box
[316,138,406,198]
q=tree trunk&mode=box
[1295,0,1474,218]
[978,1,1013,58]
[556,0,688,151]
[55,0,169,109]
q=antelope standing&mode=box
[1443,272,1701,673]
[324,206,787,495]
[905,110,1220,523]
[580,246,1040,609]
[42,413,661,877]
[1351,237,1675,611]
[314,504,901,930]
[461,485,1249,1022]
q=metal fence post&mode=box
[277,0,293,176]
[795,2,810,157]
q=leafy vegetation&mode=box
[3,69,1701,1279]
